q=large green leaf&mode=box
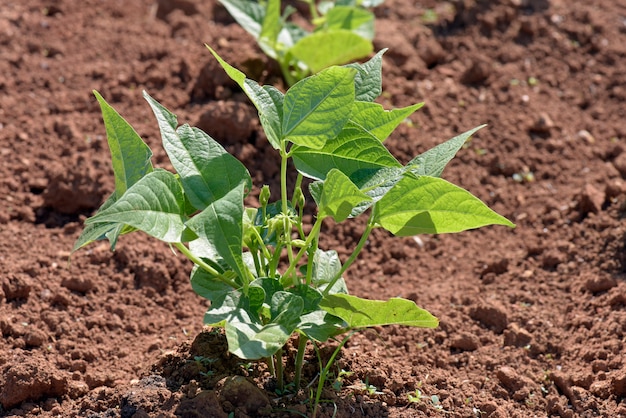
[144,92,251,210]
[292,129,401,180]
[282,66,356,148]
[409,125,485,177]
[374,175,515,236]
[349,101,423,142]
[94,91,153,198]
[344,49,385,102]
[85,170,186,243]
[319,294,439,328]
[185,183,248,283]
[290,30,372,74]
[311,169,371,222]
[226,291,304,359]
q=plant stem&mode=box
[173,242,239,289]
[267,355,276,377]
[250,227,272,267]
[305,234,318,286]
[276,348,284,393]
[306,0,319,21]
[280,145,297,286]
[294,334,308,390]
[321,221,374,297]
[282,217,323,280]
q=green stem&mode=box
[268,242,284,278]
[322,221,374,297]
[276,348,284,393]
[306,0,319,21]
[173,242,239,289]
[294,334,308,390]
[305,234,318,286]
[251,247,264,278]
[267,355,276,377]
[282,216,323,280]
[278,57,298,87]
[280,145,297,286]
[250,227,272,264]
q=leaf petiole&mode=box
[173,242,239,289]
[322,219,375,297]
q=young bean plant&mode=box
[219,0,382,85]
[74,48,514,412]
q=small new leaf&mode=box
[312,169,372,222]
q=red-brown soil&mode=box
[1,0,626,416]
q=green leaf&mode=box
[409,125,485,177]
[79,92,154,250]
[248,284,267,316]
[290,30,372,74]
[349,101,423,142]
[93,91,153,198]
[191,265,234,300]
[144,92,251,210]
[319,294,439,328]
[85,170,186,243]
[325,6,374,40]
[312,169,371,222]
[186,183,248,282]
[226,291,304,359]
[73,193,120,251]
[283,66,356,148]
[256,85,284,149]
[251,277,284,305]
[297,310,346,342]
[310,249,342,285]
[292,129,401,180]
[345,49,385,102]
[374,175,516,236]
[218,0,264,39]
[289,285,323,314]
[204,291,251,326]
[349,166,405,217]
[259,0,281,50]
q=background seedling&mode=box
[219,0,382,85]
